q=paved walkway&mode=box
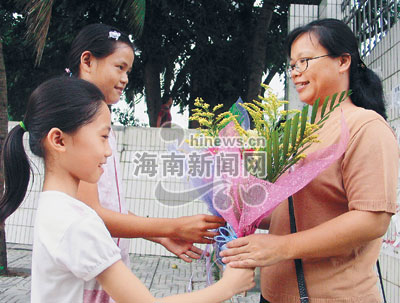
[0,244,261,303]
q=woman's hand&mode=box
[221,210,392,268]
[220,264,256,295]
[220,234,288,268]
[174,214,225,243]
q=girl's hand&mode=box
[160,238,204,262]
[220,234,288,268]
[220,264,256,295]
[175,215,225,243]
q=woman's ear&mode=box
[79,51,94,75]
[339,54,351,73]
[45,128,67,153]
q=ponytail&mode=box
[0,76,105,224]
[0,124,31,223]
[350,64,387,120]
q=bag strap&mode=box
[289,196,386,303]
[376,260,386,303]
[288,196,309,303]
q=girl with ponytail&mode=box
[221,18,398,303]
[0,77,254,303]
[0,77,105,224]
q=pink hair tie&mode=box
[64,68,72,77]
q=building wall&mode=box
[318,0,343,19]
[363,20,400,301]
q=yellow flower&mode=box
[198,118,209,125]
[218,117,233,128]
[295,154,307,160]
[213,104,223,112]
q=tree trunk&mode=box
[0,39,9,275]
[261,64,281,96]
[144,60,161,127]
[188,72,200,129]
[245,0,274,103]
[263,65,280,86]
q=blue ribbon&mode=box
[214,223,238,267]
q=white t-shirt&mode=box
[97,129,130,266]
[31,191,121,303]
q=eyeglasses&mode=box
[287,54,332,76]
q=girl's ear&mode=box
[80,50,95,75]
[339,53,351,73]
[45,128,67,152]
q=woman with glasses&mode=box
[220,18,398,303]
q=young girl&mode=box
[68,23,225,267]
[0,77,255,303]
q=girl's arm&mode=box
[145,237,204,262]
[97,260,255,303]
[77,181,225,243]
[221,210,391,267]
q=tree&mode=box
[0,2,22,275]
[3,1,290,126]
[135,0,290,126]
[245,0,275,104]
[0,38,8,275]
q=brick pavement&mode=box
[0,244,260,303]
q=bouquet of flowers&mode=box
[184,85,350,283]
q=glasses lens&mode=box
[297,59,307,73]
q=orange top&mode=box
[261,99,399,303]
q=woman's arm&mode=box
[257,214,271,230]
[77,181,225,243]
[221,210,391,267]
[97,260,255,303]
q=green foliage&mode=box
[1,0,290,124]
[111,0,145,36]
[111,101,145,126]
[254,89,351,182]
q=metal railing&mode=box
[341,0,399,56]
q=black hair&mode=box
[162,94,173,105]
[286,18,387,120]
[0,77,105,223]
[68,23,134,76]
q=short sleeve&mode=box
[343,118,399,213]
[54,215,121,281]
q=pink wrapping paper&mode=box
[212,112,349,237]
